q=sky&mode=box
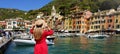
[0,0,52,11]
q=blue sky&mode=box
[0,0,52,11]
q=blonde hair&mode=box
[33,28,43,40]
[33,20,46,40]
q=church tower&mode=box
[51,5,56,16]
[117,5,120,12]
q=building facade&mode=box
[89,8,120,34]
[0,21,6,29]
[4,18,25,30]
[66,5,92,33]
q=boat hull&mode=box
[14,36,55,45]
[87,34,109,39]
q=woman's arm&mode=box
[30,25,35,34]
[45,27,54,36]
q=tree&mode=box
[100,0,119,10]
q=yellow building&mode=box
[114,14,120,30]
[114,6,120,31]
[64,17,72,31]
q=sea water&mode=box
[5,36,120,54]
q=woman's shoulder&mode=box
[43,30,48,32]
[43,30,54,33]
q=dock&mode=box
[0,37,13,54]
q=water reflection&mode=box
[104,37,120,54]
[80,36,88,50]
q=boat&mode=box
[13,36,56,45]
[87,34,109,39]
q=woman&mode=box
[30,19,54,54]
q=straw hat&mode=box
[34,19,47,28]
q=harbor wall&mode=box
[0,38,12,54]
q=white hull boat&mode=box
[13,36,55,45]
[87,34,109,39]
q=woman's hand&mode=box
[45,26,51,31]
[47,27,51,30]
[32,24,35,29]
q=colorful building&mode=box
[0,21,6,29]
[49,5,63,31]
[67,5,92,33]
[114,6,120,31]
[64,16,72,31]
[4,18,25,30]
[24,20,32,29]
[89,7,120,34]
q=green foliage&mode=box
[0,8,25,20]
[38,0,120,15]
[99,0,119,10]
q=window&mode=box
[109,15,112,18]
[13,21,16,24]
[82,26,84,29]
[116,25,120,28]
[99,21,100,24]
[116,19,118,23]
[91,26,93,29]
[102,25,104,29]
[102,16,104,19]
[77,26,79,29]
[98,16,100,19]
[108,19,112,23]
[108,25,111,27]
[8,26,12,29]
[110,19,112,22]
[8,22,11,25]
[101,20,105,23]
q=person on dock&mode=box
[5,30,10,39]
[30,19,54,54]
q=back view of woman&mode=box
[30,19,54,54]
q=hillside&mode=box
[0,8,25,20]
[38,0,120,16]
[0,0,120,20]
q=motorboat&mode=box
[13,36,56,45]
[13,38,35,45]
[87,34,109,39]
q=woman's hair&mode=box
[33,20,45,40]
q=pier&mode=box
[0,37,13,54]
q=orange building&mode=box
[69,10,92,33]
[70,12,83,32]
[67,5,92,33]
[105,15,115,30]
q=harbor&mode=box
[0,30,120,54]
[3,35,120,54]
[0,0,120,54]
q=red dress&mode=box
[30,29,54,54]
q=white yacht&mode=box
[87,34,109,39]
[13,36,55,45]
